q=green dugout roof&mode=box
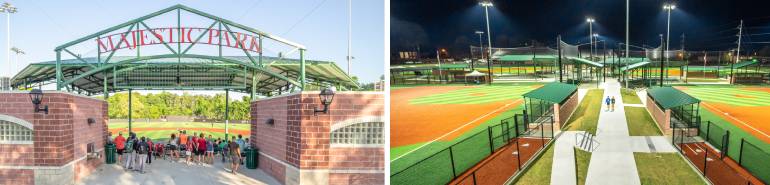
[390,63,469,71]
[568,57,604,67]
[647,87,700,109]
[620,61,650,71]
[732,60,759,69]
[522,83,577,104]
[11,56,356,95]
[497,55,557,62]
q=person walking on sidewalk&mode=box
[604,96,611,112]
[610,96,616,112]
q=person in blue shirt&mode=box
[604,96,611,112]
[236,134,246,165]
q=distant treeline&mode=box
[104,92,250,120]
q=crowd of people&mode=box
[109,130,252,175]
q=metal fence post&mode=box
[488,127,494,153]
[449,147,457,177]
[515,139,522,169]
[703,145,708,176]
[739,138,745,165]
[722,130,730,159]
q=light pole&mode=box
[475,31,484,70]
[586,17,595,61]
[436,48,446,82]
[347,0,352,75]
[663,3,676,84]
[625,0,629,88]
[1,2,17,78]
[480,1,494,84]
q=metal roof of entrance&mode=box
[12,56,356,95]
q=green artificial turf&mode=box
[575,148,592,185]
[624,107,663,136]
[511,143,556,185]
[620,88,642,104]
[634,153,707,185]
[563,89,604,135]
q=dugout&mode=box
[521,83,579,129]
[389,64,472,85]
[731,59,769,85]
[645,87,701,135]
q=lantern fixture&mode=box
[314,87,336,115]
[28,89,48,114]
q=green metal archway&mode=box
[12,4,357,98]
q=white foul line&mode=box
[702,102,770,139]
[391,99,523,162]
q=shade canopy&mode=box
[11,56,356,95]
[647,87,700,109]
[522,83,577,104]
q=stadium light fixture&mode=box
[586,17,595,61]
[314,87,335,115]
[1,2,17,78]
[479,1,494,84]
[28,89,48,114]
[474,31,484,70]
[663,2,676,84]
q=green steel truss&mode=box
[11,4,356,97]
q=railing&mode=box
[390,113,554,185]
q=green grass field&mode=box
[634,153,707,185]
[620,89,642,104]
[679,85,770,182]
[563,89,604,135]
[575,148,592,185]
[624,107,662,136]
[108,121,250,141]
[511,143,555,185]
[391,84,538,184]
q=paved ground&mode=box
[549,131,580,185]
[583,80,679,185]
[585,79,641,185]
[78,155,281,185]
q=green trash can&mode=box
[246,148,258,169]
[105,143,116,164]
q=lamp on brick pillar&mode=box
[314,87,335,115]
[28,89,48,114]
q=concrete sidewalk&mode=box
[549,131,581,185]
[585,79,641,185]
[78,156,281,185]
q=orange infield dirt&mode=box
[680,142,765,185]
[108,127,250,136]
[451,138,549,185]
[701,102,770,144]
[390,86,524,148]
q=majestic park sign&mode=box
[96,27,262,53]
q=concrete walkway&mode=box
[585,79,642,185]
[549,131,581,185]
[78,156,281,185]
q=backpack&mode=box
[125,141,134,153]
[137,142,149,154]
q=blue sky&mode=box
[1,0,384,83]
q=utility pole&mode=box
[732,20,743,84]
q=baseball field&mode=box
[676,85,770,183]
[108,122,251,142]
[390,83,541,184]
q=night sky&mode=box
[391,0,770,58]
